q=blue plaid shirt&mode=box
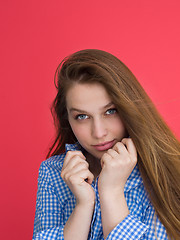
[33,143,168,239]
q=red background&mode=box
[0,1,180,239]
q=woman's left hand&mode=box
[98,138,137,196]
[98,138,137,238]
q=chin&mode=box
[92,150,105,160]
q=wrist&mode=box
[99,186,125,199]
[76,199,95,210]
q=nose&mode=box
[91,118,107,139]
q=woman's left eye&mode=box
[106,108,117,115]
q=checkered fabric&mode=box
[33,143,168,239]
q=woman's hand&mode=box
[98,138,138,238]
[61,151,95,207]
[98,137,137,196]
[62,151,95,240]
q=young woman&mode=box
[33,49,180,240]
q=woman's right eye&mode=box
[75,114,88,120]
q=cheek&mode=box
[69,122,90,142]
[112,118,126,134]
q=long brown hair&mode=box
[47,49,180,239]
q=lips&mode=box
[92,140,115,151]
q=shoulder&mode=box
[37,153,73,203]
[40,153,66,174]
[38,153,66,182]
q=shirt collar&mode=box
[65,142,82,152]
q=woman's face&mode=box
[66,82,127,159]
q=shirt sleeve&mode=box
[33,227,64,239]
[106,214,148,240]
[105,202,168,240]
[33,161,65,240]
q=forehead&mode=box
[66,83,112,110]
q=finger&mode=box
[61,158,89,180]
[101,152,112,168]
[121,138,137,159]
[106,148,119,158]
[65,161,89,177]
[112,142,127,154]
[85,170,94,185]
[71,169,94,185]
[63,151,86,169]
[64,155,89,171]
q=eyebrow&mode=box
[69,102,114,113]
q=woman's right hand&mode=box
[61,151,95,206]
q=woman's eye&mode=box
[106,108,117,115]
[76,114,88,120]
